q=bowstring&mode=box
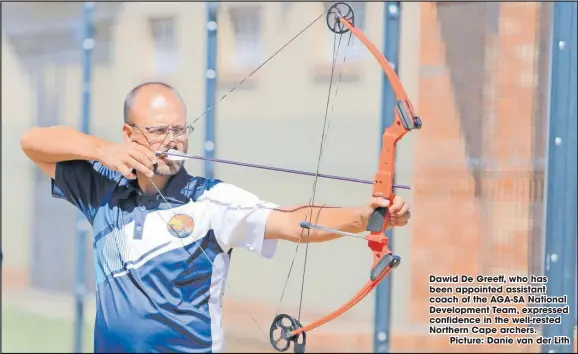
[296,32,353,323]
[273,30,352,321]
[319,32,353,160]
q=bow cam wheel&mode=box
[269,314,307,353]
[326,2,355,34]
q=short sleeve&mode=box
[51,160,121,224]
[201,183,279,259]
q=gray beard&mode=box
[153,159,184,176]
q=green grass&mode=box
[2,303,94,353]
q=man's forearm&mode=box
[20,125,108,163]
[269,203,370,243]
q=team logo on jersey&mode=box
[167,214,195,238]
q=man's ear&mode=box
[122,124,133,143]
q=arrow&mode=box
[156,149,412,190]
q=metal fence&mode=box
[1,2,575,353]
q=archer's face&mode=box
[123,89,191,176]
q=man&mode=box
[20,82,411,353]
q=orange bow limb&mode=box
[288,253,398,338]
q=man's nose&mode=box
[162,131,179,144]
[167,129,180,139]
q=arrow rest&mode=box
[270,314,307,353]
[326,2,354,34]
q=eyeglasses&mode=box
[129,124,194,142]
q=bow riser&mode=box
[338,16,420,238]
[366,126,410,234]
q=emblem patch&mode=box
[167,214,195,238]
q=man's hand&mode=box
[365,195,411,229]
[97,141,157,179]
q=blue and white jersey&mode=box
[51,160,279,353]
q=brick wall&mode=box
[390,2,546,352]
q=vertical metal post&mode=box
[374,2,401,353]
[74,2,95,352]
[204,3,219,179]
[541,2,577,353]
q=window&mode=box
[229,6,263,69]
[323,2,367,62]
[150,17,178,75]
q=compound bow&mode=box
[149,2,422,353]
[267,3,422,353]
